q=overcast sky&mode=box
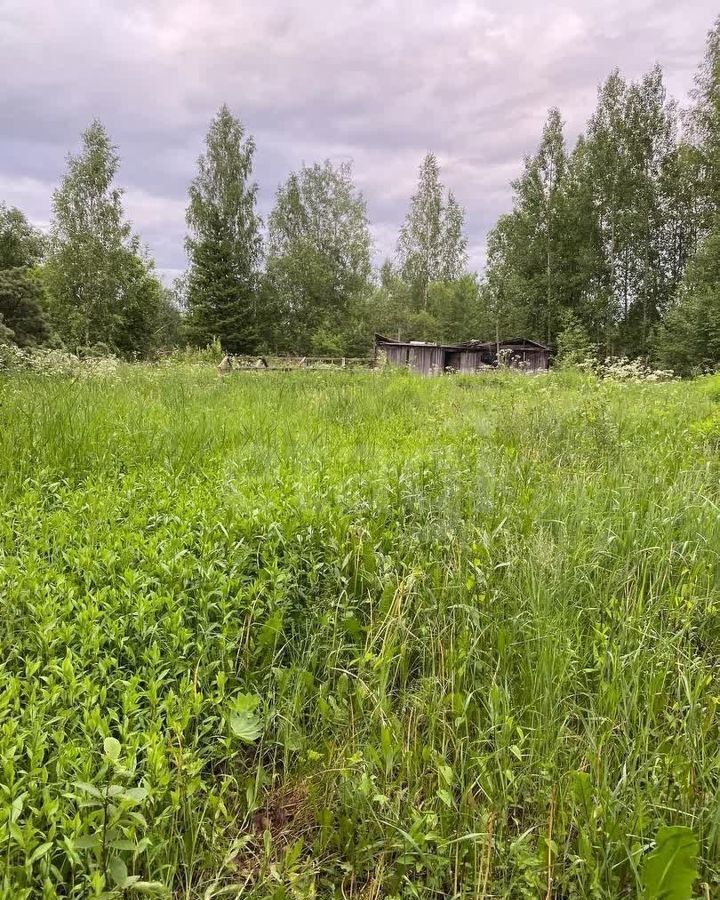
[0,0,717,282]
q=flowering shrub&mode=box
[0,345,121,378]
[497,347,514,367]
[578,356,676,383]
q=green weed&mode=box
[0,368,718,897]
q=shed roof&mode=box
[502,337,550,350]
[458,337,550,351]
[374,334,442,347]
[376,334,550,352]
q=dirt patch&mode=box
[251,781,315,846]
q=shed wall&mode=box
[457,350,493,373]
[380,343,445,374]
[384,345,409,367]
[502,345,549,371]
[378,340,549,373]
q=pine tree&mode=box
[185,105,263,354]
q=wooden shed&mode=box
[374,338,446,375]
[374,335,550,375]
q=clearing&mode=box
[1,367,719,897]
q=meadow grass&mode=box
[1,366,719,898]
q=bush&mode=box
[0,346,121,377]
[580,356,676,383]
[556,312,598,367]
[0,268,53,348]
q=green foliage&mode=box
[654,229,720,375]
[485,107,575,347]
[0,367,719,895]
[427,275,484,343]
[109,257,180,358]
[5,24,720,369]
[153,287,183,351]
[6,24,720,369]
[689,16,720,223]
[44,120,166,356]
[486,67,694,358]
[0,268,52,347]
[396,153,468,306]
[68,735,167,895]
[265,160,372,354]
[360,261,418,343]
[642,826,699,900]
[556,310,598,365]
[228,694,263,744]
[587,66,679,355]
[361,265,484,348]
[0,315,14,346]
[184,105,263,354]
[0,203,45,270]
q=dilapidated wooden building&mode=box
[374,335,550,375]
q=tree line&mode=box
[2,16,720,373]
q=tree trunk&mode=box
[546,229,552,346]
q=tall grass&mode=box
[1,367,719,897]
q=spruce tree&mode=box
[185,105,263,354]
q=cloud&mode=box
[0,0,717,277]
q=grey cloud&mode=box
[0,0,717,276]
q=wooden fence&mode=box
[220,355,375,372]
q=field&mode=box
[1,366,720,898]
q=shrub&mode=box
[0,346,120,377]
[579,355,676,383]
